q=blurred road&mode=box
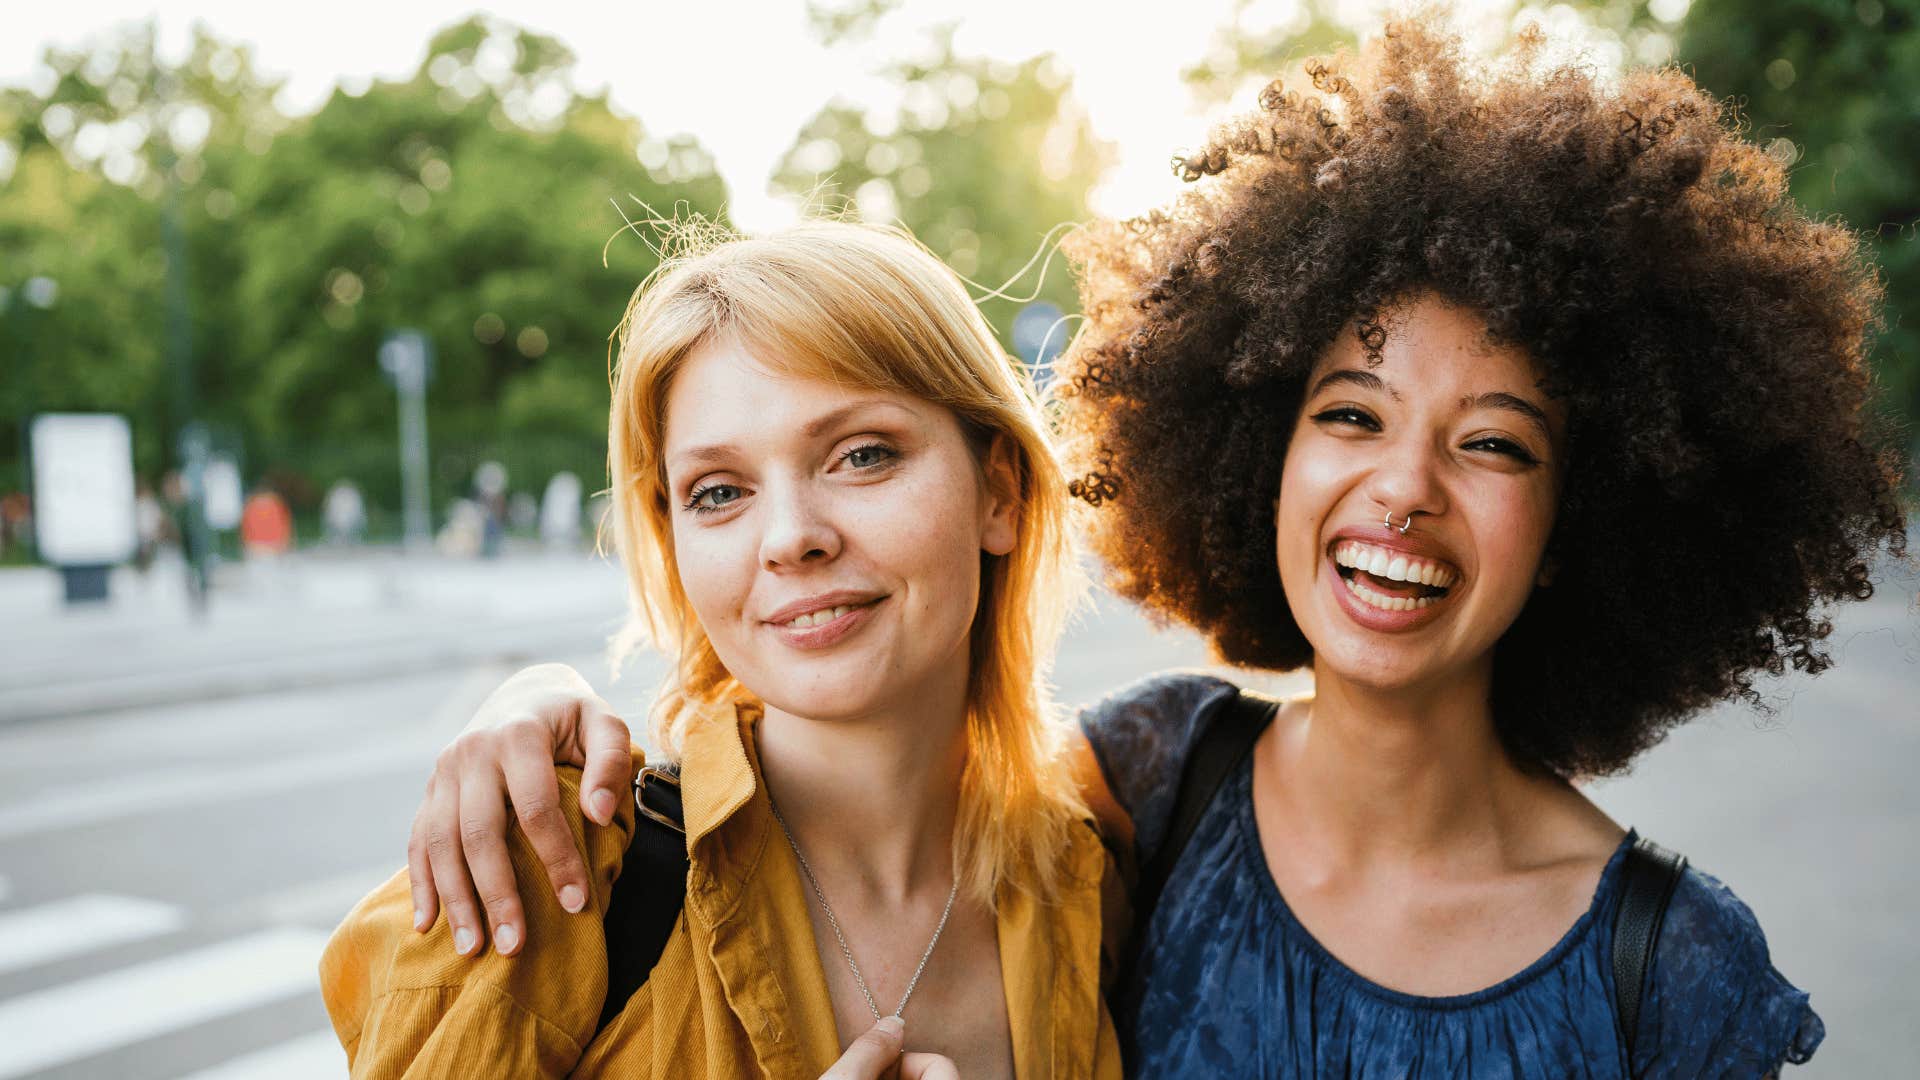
[0,550,1912,1077]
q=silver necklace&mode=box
[768,795,959,1021]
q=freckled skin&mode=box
[660,339,1016,726]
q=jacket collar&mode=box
[676,698,762,848]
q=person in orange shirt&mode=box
[320,221,1123,1078]
[239,487,293,558]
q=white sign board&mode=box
[30,413,138,565]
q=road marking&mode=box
[0,927,330,1079]
[0,739,442,841]
[0,894,185,976]
[244,862,401,928]
[176,1029,345,1080]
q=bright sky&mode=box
[7,2,1650,228]
[0,0,1294,229]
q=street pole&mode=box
[157,74,210,614]
[379,331,433,551]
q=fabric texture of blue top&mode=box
[1082,672,1825,1079]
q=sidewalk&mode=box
[0,548,631,724]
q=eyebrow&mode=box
[1308,369,1552,440]
[1460,391,1552,440]
[666,398,917,472]
[1308,369,1401,401]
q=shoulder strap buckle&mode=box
[634,763,685,835]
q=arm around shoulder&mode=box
[1076,671,1241,865]
[321,756,642,1078]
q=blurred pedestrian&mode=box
[132,481,170,574]
[322,480,367,547]
[0,490,30,560]
[539,471,583,551]
[239,487,293,559]
[473,461,508,559]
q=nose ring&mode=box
[1384,510,1413,535]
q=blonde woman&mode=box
[319,222,1121,1078]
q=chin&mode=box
[754,668,898,722]
[1312,635,1435,693]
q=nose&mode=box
[1364,434,1449,523]
[757,479,841,571]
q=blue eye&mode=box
[684,483,743,514]
[839,443,898,469]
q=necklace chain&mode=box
[768,795,959,1022]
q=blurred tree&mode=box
[773,15,1113,348]
[228,16,726,508]
[0,22,278,489]
[1677,0,1920,451]
[1,16,728,514]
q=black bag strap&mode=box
[1611,834,1687,1064]
[1132,689,1280,941]
[597,763,689,1031]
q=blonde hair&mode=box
[605,219,1089,905]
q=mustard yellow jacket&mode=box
[320,703,1123,1078]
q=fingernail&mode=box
[590,789,615,823]
[560,884,586,913]
[876,1015,904,1038]
[495,924,518,953]
[454,927,476,955]
[413,908,428,931]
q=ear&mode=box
[1535,554,1558,588]
[979,432,1021,557]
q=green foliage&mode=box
[1677,0,1920,453]
[2,16,726,511]
[772,24,1112,347]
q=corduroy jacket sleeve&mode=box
[318,758,640,1079]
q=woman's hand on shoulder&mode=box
[405,662,635,958]
[820,1018,959,1080]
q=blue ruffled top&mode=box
[1082,673,1825,1078]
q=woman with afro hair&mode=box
[1051,13,1902,1076]
[390,12,1904,1078]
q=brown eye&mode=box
[1465,436,1539,464]
[1311,407,1379,430]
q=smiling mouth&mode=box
[776,598,881,630]
[1331,540,1459,613]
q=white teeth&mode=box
[784,604,855,630]
[1343,572,1443,612]
[1332,541,1458,591]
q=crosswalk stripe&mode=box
[0,894,186,976]
[175,1029,345,1080]
[0,927,330,1079]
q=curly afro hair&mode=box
[1056,14,1909,778]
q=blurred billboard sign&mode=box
[29,413,137,565]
